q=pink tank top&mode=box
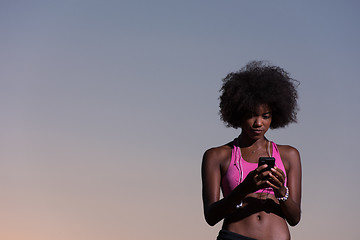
[221,139,287,197]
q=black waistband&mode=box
[217,230,256,240]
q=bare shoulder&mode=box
[277,144,300,159]
[202,143,232,170]
[277,144,301,169]
[203,144,232,163]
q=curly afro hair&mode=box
[219,61,299,129]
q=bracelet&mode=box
[277,186,289,202]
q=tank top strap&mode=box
[272,142,280,164]
[232,138,240,170]
[272,142,281,162]
[271,142,288,185]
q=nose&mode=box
[253,117,262,127]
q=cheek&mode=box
[244,120,254,128]
[266,119,272,127]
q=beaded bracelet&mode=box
[277,186,289,202]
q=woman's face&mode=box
[241,104,272,139]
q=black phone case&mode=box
[258,157,275,171]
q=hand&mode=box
[243,164,272,192]
[267,167,287,198]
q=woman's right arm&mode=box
[201,147,251,226]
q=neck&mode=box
[237,133,267,148]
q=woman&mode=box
[202,61,302,240]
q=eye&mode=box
[263,113,272,119]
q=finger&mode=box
[256,165,270,180]
[250,169,260,183]
[254,173,260,182]
[266,180,276,189]
[271,168,285,183]
[257,164,268,172]
[268,173,283,187]
[267,181,281,191]
[253,170,269,187]
[273,167,286,178]
[255,172,267,184]
[266,173,284,187]
[259,171,270,180]
[271,172,284,184]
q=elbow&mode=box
[204,210,220,226]
[288,219,300,227]
[204,215,218,226]
[206,220,217,227]
[288,213,301,227]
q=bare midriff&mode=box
[222,193,290,240]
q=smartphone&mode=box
[258,157,275,172]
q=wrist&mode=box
[229,183,251,208]
[277,186,289,202]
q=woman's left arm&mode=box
[271,145,302,226]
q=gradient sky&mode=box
[1,1,360,239]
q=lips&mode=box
[251,129,263,135]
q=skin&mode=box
[202,104,302,240]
